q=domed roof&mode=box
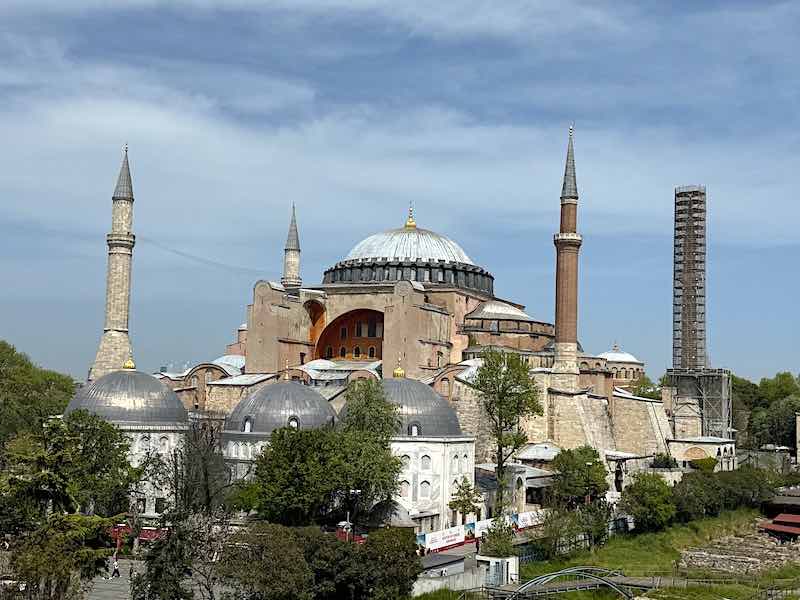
[66,369,187,425]
[224,381,335,436]
[598,344,642,364]
[381,378,462,437]
[345,226,474,265]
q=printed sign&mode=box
[425,525,465,552]
[514,509,546,529]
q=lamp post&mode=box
[584,461,595,506]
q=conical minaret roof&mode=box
[560,125,578,200]
[285,204,300,251]
[113,146,134,200]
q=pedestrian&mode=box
[112,559,120,578]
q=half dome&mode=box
[66,369,187,425]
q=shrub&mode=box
[689,457,718,472]
[651,453,679,469]
[620,473,676,532]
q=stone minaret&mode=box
[552,126,583,390]
[89,147,136,381]
[281,204,302,288]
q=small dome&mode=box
[381,378,462,437]
[345,227,474,265]
[224,382,335,437]
[598,344,642,364]
[66,370,187,425]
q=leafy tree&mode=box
[537,507,583,559]
[471,349,542,510]
[758,372,800,407]
[630,374,661,400]
[339,379,398,439]
[672,471,724,521]
[578,500,612,546]
[732,374,763,410]
[294,527,362,600]
[361,528,422,600]
[651,453,678,469]
[550,445,608,508]
[448,477,483,524]
[10,513,115,600]
[0,341,74,446]
[217,523,314,600]
[253,427,338,526]
[620,472,676,532]
[480,517,515,558]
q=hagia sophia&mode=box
[67,128,736,531]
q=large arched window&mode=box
[421,455,431,470]
[400,480,410,497]
[452,454,459,473]
[368,346,376,359]
[353,346,361,359]
[420,481,431,498]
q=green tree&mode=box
[732,374,763,410]
[448,477,483,524]
[537,507,583,559]
[10,513,115,600]
[0,341,74,446]
[217,523,314,600]
[339,379,398,439]
[620,472,676,532]
[578,500,612,546]
[294,527,362,600]
[672,471,723,521]
[362,528,422,600]
[550,445,608,508]
[630,374,661,400]
[480,517,515,558]
[253,427,338,526]
[471,349,542,511]
[758,372,800,406]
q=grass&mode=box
[521,508,760,578]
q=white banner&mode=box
[425,525,465,551]
[515,509,546,529]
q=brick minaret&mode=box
[89,147,136,381]
[552,126,583,390]
[281,203,302,288]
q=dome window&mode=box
[409,422,421,437]
[288,416,300,429]
[243,417,252,433]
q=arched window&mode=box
[139,436,150,453]
[204,370,211,384]
[463,452,469,467]
[191,376,198,387]
[421,455,431,470]
[401,455,411,467]
[353,346,361,359]
[409,423,421,437]
[288,416,299,429]
[325,346,333,359]
[339,347,347,358]
[243,417,252,433]
[420,481,431,498]
[441,378,450,396]
[452,454,459,473]
[368,346,376,359]
[400,480,410,497]
[159,436,169,454]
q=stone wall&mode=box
[678,531,800,575]
[611,395,670,455]
[206,378,275,414]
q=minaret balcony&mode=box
[553,232,582,246]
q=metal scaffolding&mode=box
[667,368,732,439]
[672,185,707,369]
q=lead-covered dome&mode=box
[66,369,187,425]
[598,343,643,364]
[346,227,474,265]
[323,211,493,295]
[382,378,462,437]
[224,381,335,438]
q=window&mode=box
[368,346,376,359]
[136,498,146,515]
[400,480,410,497]
[421,455,431,470]
[155,498,166,514]
[159,436,169,454]
[300,353,306,365]
[288,416,299,429]
[353,346,361,359]
[401,454,411,467]
[441,377,450,396]
[191,376,198,387]
[368,319,377,337]
[204,371,212,383]
[339,347,347,358]
[452,454,459,473]
[340,326,347,339]
[243,417,252,433]
[139,436,150,453]
[420,481,431,498]
[326,346,333,359]
[355,321,363,337]
[409,423,421,437]
[376,322,383,338]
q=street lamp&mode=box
[584,461,595,506]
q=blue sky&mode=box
[0,1,797,381]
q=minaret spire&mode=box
[281,203,302,288]
[89,146,136,381]
[552,125,583,390]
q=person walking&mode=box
[111,558,120,578]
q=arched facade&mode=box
[314,309,384,361]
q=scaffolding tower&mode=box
[667,368,732,439]
[672,185,707,369]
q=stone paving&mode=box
[86,559,139,600]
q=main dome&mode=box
[345,227,474,265]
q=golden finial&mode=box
[393,353,405,378]
[404,203,416,229]
[122,354,135,370]
[284,358,290,381]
